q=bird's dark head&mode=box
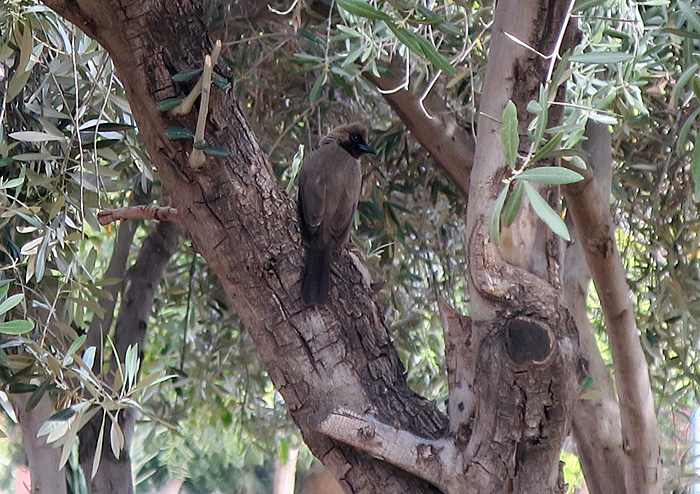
[327,124,376,159]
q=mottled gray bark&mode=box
[564,124,661,492]
[565,123,627,494]
[14,394,67,494]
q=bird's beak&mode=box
[358,144,376,155]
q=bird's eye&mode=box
[351,134,360,143]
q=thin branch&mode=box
[563,137,661,492]
[86,218,138,371]
[564,123,626,494]
[545,0,576,83]
[79,221,181,491]
[417,70,441,120]
[374,54,409,94]
[171,40,222,119]
[188,40,223,168]
[268,0,299,16]
[188,54,212,168]
[97,205,180,225]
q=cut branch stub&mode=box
[503,316,555,366]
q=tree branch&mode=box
[97,206,180,226]
[313,408,459,494]
[79,221,181,493]
[365,58,475,199]
[86,218,138,370]
[564,129,661,492]
[563,122,626,494]
[13,394,67,494]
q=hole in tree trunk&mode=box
[504,317,553,365]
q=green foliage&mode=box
[523,181,570,241]
[560,449,584,493]
[0,0,171,484]
[166,127,195,139]
[157,98,184,112]
[575,3,700,489]
[502,181,524,228]
[0,283,33,336]
[489,186,508,247]
[516,167,583,185]
[500,100,519,169]
[336,0,393,22]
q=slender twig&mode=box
[97,205,180,225]
[71,31,85,231]
[171,40,222,118]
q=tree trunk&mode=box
[14,394,67,494]
[462,0,582,491]
[42,1,447,492]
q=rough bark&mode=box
[41,2,447,493]
[13,394,67,494]
[438,298,474,436]
[463,0,582,491]
[564,123,626,494]
[78,221,181,494]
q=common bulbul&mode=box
[298,124,375,305]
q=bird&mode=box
[297,123,375,305]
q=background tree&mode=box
[0,0,698,493]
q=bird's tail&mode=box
[301,246,331,305]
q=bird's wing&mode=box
[329,155,361,243]
[298,149,329,238]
